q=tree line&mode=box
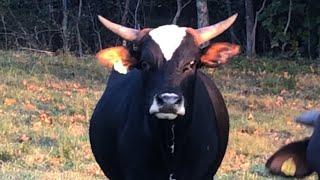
[0,0,319,60]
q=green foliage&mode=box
[259,0,320,58]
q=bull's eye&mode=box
[140,61,150,71]
[182,60,196,73]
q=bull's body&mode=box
[89,14,240,180]
[90,70,229,179]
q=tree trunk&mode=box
[252,0,267,57]
[245,0,254,58]
[1,15,8,50]
[225,0,238,43]
[196,0,209,47]
[61,0,69,53]
[76,0,83,57]
[88,3,102,50]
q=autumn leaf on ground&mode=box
[18,134,31,143]
[48,157,61,167]
[39,111,52,124]
[280,89,288,96]
[83,144,93,160]
[4,98,16,106]
[57,104,66,111]
[39,95,52,103]
[70,114,87,123]
[275,96,284,107]
[69,123,86,137]
[248,112,254,121]
[24,102,36,111]
[64,91,72,96]
[24,153,46,165]
[86,163,104,176]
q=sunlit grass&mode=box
[0,51,319,179]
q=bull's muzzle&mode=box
[149,93,185,120]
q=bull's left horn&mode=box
[196,13,238,45]
[98,15,139,41]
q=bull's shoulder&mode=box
[92,69,143,124]
[193,71,229,174]
[195,71,229,123]
[106,69,142,91]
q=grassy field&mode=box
[0,51,319,179]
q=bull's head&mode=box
[96,15,240,120]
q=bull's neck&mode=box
[145,114,190,178]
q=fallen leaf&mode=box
[39,111,52,124]
[24,102,36,111]
[4,98,16,106]
[248,113,254,121]
[64,91,72,96]
[24,153,45,165]
[69,123,86,136]
[71,114,86,123]
[86,163,103,176]
[49,157,61,166]
[18,134,31,143]
[275,96,284,107]
[57,104,66,111]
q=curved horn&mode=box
[98,15,139,41]
[196,13,238,45]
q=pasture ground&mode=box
[0,51,319,179]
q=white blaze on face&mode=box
[149,25,187,61]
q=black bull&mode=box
[89,15,240,179]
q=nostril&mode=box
[175,96,182,104]
[155,94,164,105]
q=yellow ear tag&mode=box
[281,157,296,176]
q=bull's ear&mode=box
[200,42,240,68]
[295,110,320,127]
[96,46,136,74]
[266,139,313,178]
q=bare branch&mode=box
[61,0,69,53]
[281,0,292,53]
[88,3,102,50]
[20,47,54,56]
[1,15,8,49]
[251,0,267,56]
[172,0,182,25]
[76,0,83,57]
[121,0,130,25]
[172,0,191,24]
[283,0,292,36]
[134,0,142,29]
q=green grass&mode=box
[0,51,319,179]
